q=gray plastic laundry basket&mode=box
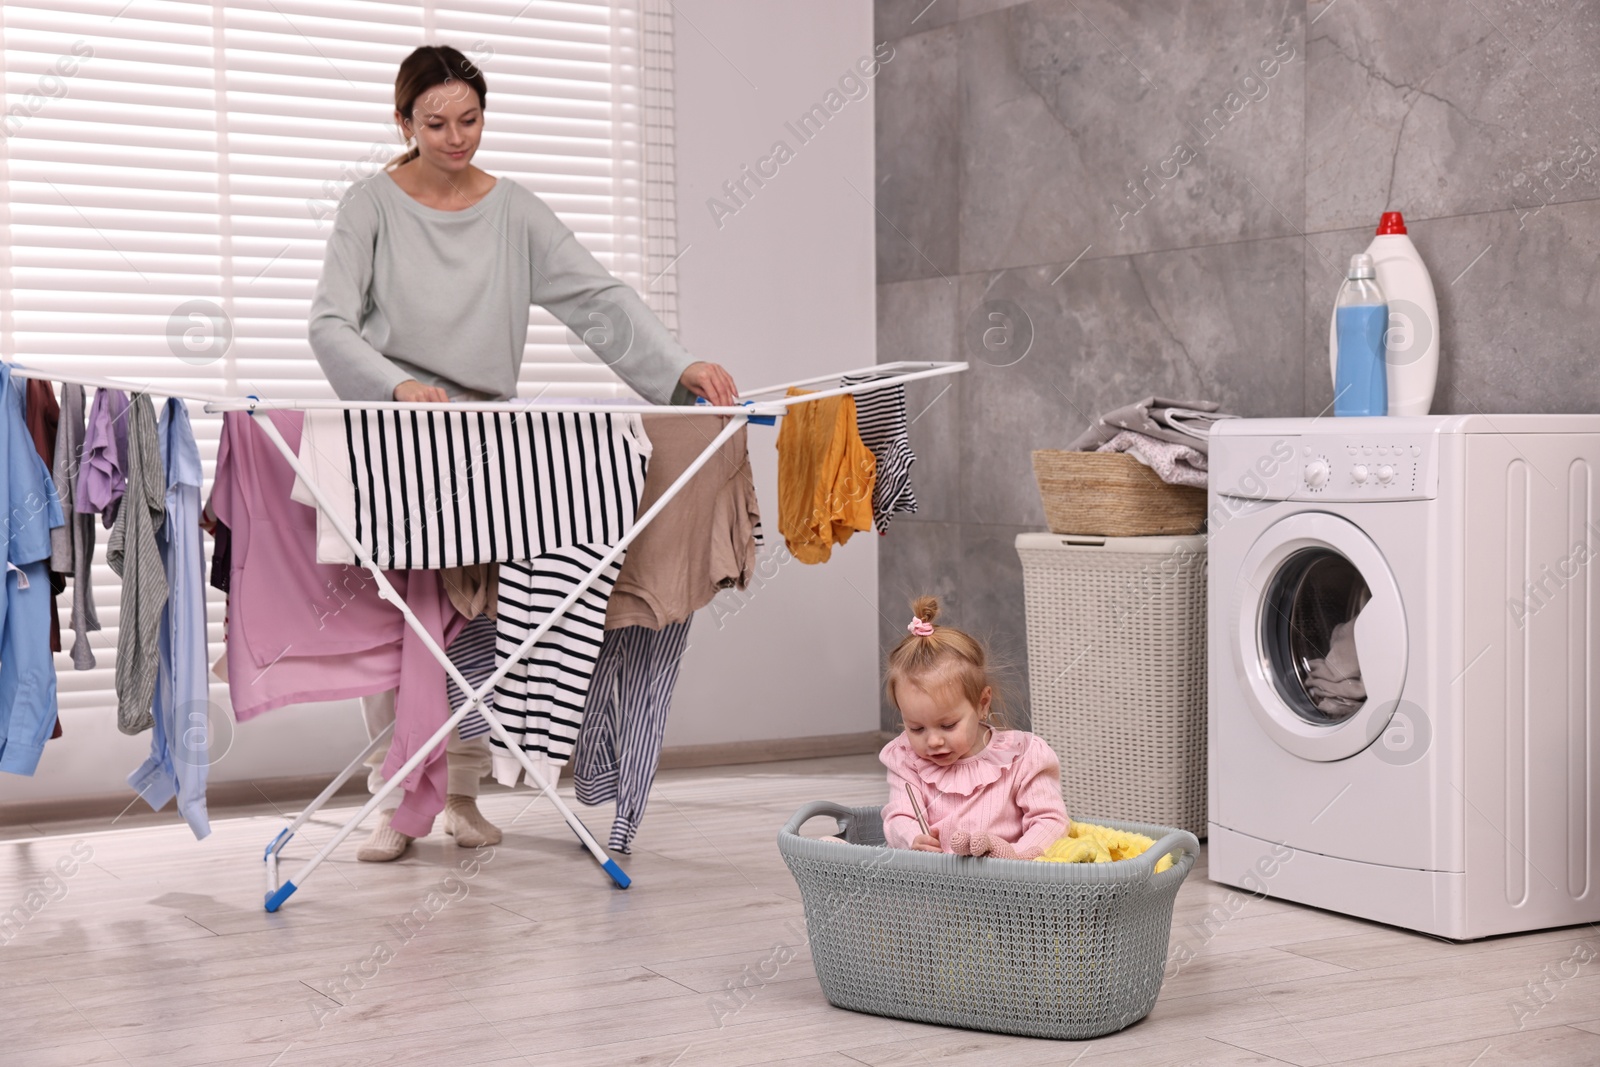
[777,801,1199,1040]
[1016,532,1208,835]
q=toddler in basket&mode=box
[880,596,1068,859]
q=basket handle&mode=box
[1139,829,1201,883]
[780,800,860,840]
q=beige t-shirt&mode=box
[606,414,760,630]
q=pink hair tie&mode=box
[907,616,934,637]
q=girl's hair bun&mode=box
[910,595,940,627]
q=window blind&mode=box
[0,0,679,709]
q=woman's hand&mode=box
[393,379,450,404]
[911,829,941,853]
[679,361,738,407]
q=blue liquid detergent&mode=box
[1335,304,1388,417]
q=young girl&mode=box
[880,596,1068,859]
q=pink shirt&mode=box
[880,729,1069,860]
[211,409,466,837]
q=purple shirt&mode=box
[75,387,129,527]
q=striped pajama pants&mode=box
[571,619,693,854]
[447,612,495,740]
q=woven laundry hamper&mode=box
[1016,532,1207,836]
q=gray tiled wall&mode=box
[875,0,1600,729]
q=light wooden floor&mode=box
[3,754,1598,1066]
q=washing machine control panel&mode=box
[1215,434,1440,502]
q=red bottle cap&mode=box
[1376,211,1407,235]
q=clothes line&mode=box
[4,358,967,911]
[738,360,962,399]
[201,362,965,416]
[9,359,967,418]
[6,364,238,405]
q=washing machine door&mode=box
[1232,511,1407,761]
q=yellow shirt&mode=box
[776,388,876,564]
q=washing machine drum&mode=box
[1233,512,1409,761]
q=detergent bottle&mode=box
[1327,211,1439,415]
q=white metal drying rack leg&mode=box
[250,409,750,911]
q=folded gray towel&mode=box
[1068,396,1237,456]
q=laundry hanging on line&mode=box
[2,364,951,855]
[20,379,65,741]
[293,406,651,801]
[109,393,168,737]
[568,411,764,852]
[210,408,471,838]
[51,383,99,672]
[573,617,693,854]
[77,385,129,527]
[292,407,651,569]
[840,371,919,532]
[775,388,876,564]
[22,379,65,662]
[606,412,760,630]
[125,398,211,839]
[0,364,65,776]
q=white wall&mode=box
[0,696,373,809]
[0,2,878,810]
[664,0,880,747]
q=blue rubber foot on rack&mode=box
[602,858,631,889]
[264,881,298,912]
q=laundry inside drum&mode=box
[1260,548,1372,725]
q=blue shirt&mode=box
[0,364,65,775]
[127,398,210,838]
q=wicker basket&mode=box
[778,801,1199,1040]
[1017,533,1207,836]
[1032,450,1206,536]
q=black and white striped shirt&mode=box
[294,408,650,569]
[840,372,918,531]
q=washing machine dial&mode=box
[1376,464,1395,485]
[1351,464,1369,484]
[1304,459,1330,489]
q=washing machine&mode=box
[1208,415,1600,939]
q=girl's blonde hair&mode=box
[886,595,1006,724]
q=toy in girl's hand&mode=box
[948,829,1020,859]
[878,595,1069,861]
[905,783,940,852]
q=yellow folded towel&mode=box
[1036,820,1173,874]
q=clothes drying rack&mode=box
[11,359,966,911]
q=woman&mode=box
[308,44,738,862]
